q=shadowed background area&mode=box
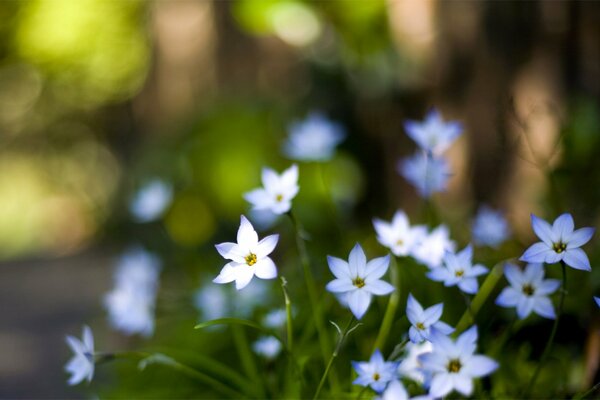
[0,0,599,398]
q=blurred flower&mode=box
[129,180,173,223]
[406,294,454,343]
[214,215,278,290]
[373,210,427,256]
[419,326,498,398]
[104,248,161,337]
[496,263,560,319]
[234,279,272,317]
[380,380,408,400]
[399,152,451,198]
[283,113,345,161]
[427,245,488,294]
[520,213,594,271]
[595,296,600,308]
[352,349,400,393]
[398,341,433,385]
[194,284,229,321]
[472,206,510,248]
[326,244,394,319]
[263,309,288,329]
[65,325,95,386]
[252,336,282,359]
[412,225,456,269]
[248,208,281,231]
[244,165,299,215]
[404,109,463,154]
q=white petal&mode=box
[365,280,395,295]
[66,336,84,354]
[365,255,390,281]
[281,164,299,188]
[533,297,556,319]
[255,234,279,258]
[215,242,245,263]
[213,263,240,284]
[469,264,488,277]
[254,258,277,279]
[326,279,355,293]
[531,214,554,245]
[463,355,498,377]
[427,267,449,282]
[348,243,367,277]
[243,189,271,210]
[261,167,280,191]
[348,290,372,319]
[496,287,520,307]
[453,374,473,396]
[82,326,94,353]
[237,216,258,247]
[327,256,351,280]
[235,268,256,290]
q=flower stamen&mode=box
[353,277,366,288]
[552,241,567,254]
[522,283,535,296]
[372,372,380,381]
[447,359,462,373]
[455,269,464,277]
[245,253,258,266]
[416,322,425,330]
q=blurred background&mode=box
[0,0,599,398]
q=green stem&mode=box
[232,325,266,398]
[574,381,600,400]
[372,255,400,352]
[313,316,356,400]
[280,276,294,353]
[524,261,567,397]
[316,163,343,241]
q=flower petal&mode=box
[427,267,449,282]
[243,189,271,210]
[458,278,478,294]
[234,268,255,290]
[536,279,560,295]
[348,289,372,319]
[215,242,245,263]
[348,243,367,277]
[532,297,555,319]
[504,263,524,287]
[429,373,453,398]
[523,263,544,283]
[326,279,355,293]
[520,242,552,263]
[423,303,444,326]
[567,227,595,248]
[553,213,574,241]
[281,164,298,188]
[516,296,534,319]
[496,287,520,307]
[261,168,280,191]
[563,248,591,271]
[327,256,350,279]
[531,214,554,245]
[453,374,473,396]
[237,215,258,247]
[255,234,279,258]
[213,263,239,284]
[254,258,277,279]
[365,255,390,281]
[366,280,395,295]
[463,355,498,377]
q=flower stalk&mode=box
[372,255,400,352]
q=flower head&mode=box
[472,206,510,248]
[495,263,560,319]
[398,341,433,385]
[326,244,394,319]
[252,336,282,359]
[283,113,345,161]
[595,296,600,308]
[427,245,488,294]
[373,211,427,257]
[520,213,594,271]
[130,180,173,223]
[352,349,400,393]
[214,216,278,290]
[404,109,463,154]
[399,152,451,198]
[244,165,299,215]
[412,225,456,269]
[65,325,95,385]
[419,326,498,398]
[406,294,454,343]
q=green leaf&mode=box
[194,318,283,343]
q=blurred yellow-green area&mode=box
[0,0,599,398]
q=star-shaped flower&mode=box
[406,294,454,343]
[283,112,345,161]
[411,225,456,269]
[65,325,95,386]
[399,152,451,198]
[471,206,510,248]
[520,213,594,271]
[419,326,498,398]
[427,245,488,294]
[495,263,560,319]
[404,109,463,154]
[352,349,400,393]
[213,215,278,290]
[373,210,427,257]
[326,244,394,319]
[244,165,299,215]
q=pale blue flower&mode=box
[252,336,282,359]
[595,297,600,308]
[379,380,433,400]
[283,113,345,161]
[399,152,451,198]
[262,309,288,329]
[326,244,395,319]
[244,165,299,215]
[419,326,498,398]
[496,263,560,319]
[406,294,454,343]
[411,225,456,269]
[352,349,400,393]
[194,284,229,321]
[398,341,433,385]
[130,180,172,223]
[404,109,463,154]
[472,206,510,248]
[65,325,95,385]
[427,245,488,294]
[520,213,594,271]
[373,210,427,257]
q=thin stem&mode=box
[317,163,343,241]
[574,381,600,400]
[461,291,474,321]
[372,255,400,352]
[524,261,567,397]
[313,316,356,400]
[280,276,294,352]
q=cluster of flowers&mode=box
[65,110,598,398]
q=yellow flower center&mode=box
[396,239,404,246]
[372,373,380,381]
[522,284,535,296]
[455,269,464,277]
[275,194,284,202]
[353,277,365,288]
[447,359,462,373]
[416,322,426,330]
[552,242,567,253]
[245,253,257,266]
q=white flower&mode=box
[404,109,463,154]
[214,215,278,290]
[65,325,95,385]
[373,211,427,256]
[130,180,173,222]
[326,244,395,319]
[427,245,488,294]
[283,112,345,161]
[472,206,510,248]
[104,248,161,337]
[399,152,451,198]
[419,326,498,398]
[406,294,454,343]
[379,380,433,400]
[252,336,282,359]
[352,349,400,393]
[263,309,288,329]
[398,341,433,385]
[411,225,456,269]
[495,263,560,319]
[244,165,299,215]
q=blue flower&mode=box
[398,152,451,198]
[520,213,594,271]
[471,206,510,248]
[495,263,560,319]
[404,109,463,154]
[595,296,600,308]
[373,210,427,257]
[406,294,454,343]
[283,112,345,161]
[65,325,95,385]
[129,180,173,223]
[352,349,400,393]
[427,245,488,294]
[411,225,456,269]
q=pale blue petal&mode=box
[349,243,366,277]
[427,268,448,282]
[553,213,574,241]
[458,278,478,294]
[496,287,520,307]
[453,374,473,396]
[544,251,563,264]
[536,279,561,295]
[348,289,371,320]
[429,373,453,398]
[365,255,391,281]
[523,263,544,283]
[409,326,423,343]
[406,293,423,323]
[516,296,534,319]
[432,321,454,334]
[531,214,554,245]
[533,297,556,319]
[366,280,395,295]
[326,279,355,293]
[504,263,524,287]
[423,303,443,325]
[327,256,351,280]
[563,248,591,271]
[594,297,600,308]
[520,242,552,263]
[463,355,498,377]
[567,227,595,248]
